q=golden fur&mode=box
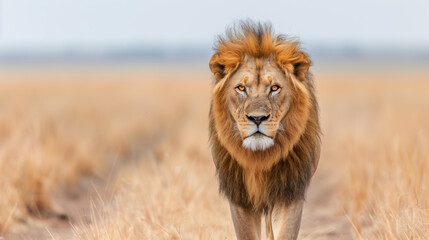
[209,21,321,212]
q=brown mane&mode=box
[209,21,321,211]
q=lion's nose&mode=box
[246,114,270,126]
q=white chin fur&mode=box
[242,134,274,151]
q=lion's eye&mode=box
[236,85,246,92]
[271,85,280,92]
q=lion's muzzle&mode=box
[241,112,276,151]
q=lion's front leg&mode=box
[270,200,304,240]
[229,202,262,240]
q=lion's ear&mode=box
[209,53,225,81]
[279,50,310,82]
[290,51,310,81]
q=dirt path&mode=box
[5,170,117,240]
[300,170,355,239]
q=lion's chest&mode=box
[243,169,269,208]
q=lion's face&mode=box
[227,57,290,151]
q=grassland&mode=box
[0,64,428,239]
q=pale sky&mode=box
[1,0,429,51]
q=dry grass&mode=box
[0,70,197,233]
[319,76,429,239]
[0,66,428,239]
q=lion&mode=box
[209,21,321,240]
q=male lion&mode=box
[209,21,321,240]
